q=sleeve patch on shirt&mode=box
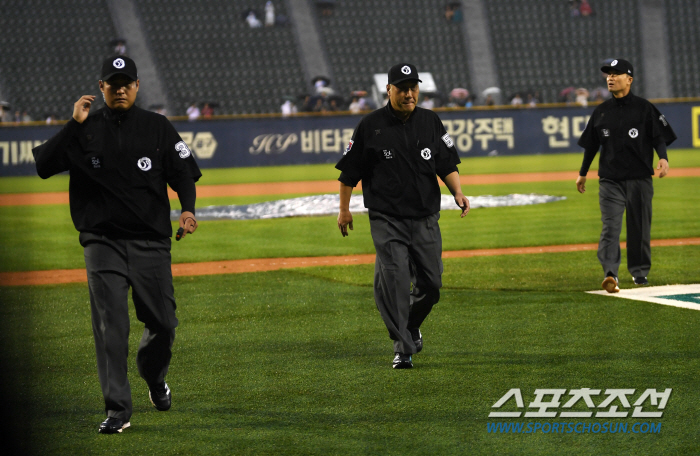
[441,133,454,148]
[344,140,354,155]
[175,141,192,159]
[659,114,668,127]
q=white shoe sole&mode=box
[99,421,130,434]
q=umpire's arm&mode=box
[171,177,198,239]
[337,181,354,237]
[442,171,470,217]
[33,95,95,179]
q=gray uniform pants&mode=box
[369,210,443,355]
[598,177,654,278]
[80,233,178,422]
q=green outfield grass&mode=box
[2,247,700,455]
[3,149,700,194]
[1,177,698,272]
[2,151,700,454]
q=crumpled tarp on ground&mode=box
[172,194,566,221]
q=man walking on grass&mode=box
[33,56,201,434]
[576,58,676,293]
[336,63,469,369]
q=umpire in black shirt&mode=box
[33,56,201,434]
[336,63,469,369]
[576,58,676,293]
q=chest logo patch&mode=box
[344,140,354,155]
[138,157,152,171]
[175,141,192,159]
[421,148,432,160]
[383,149,393,159]
[602,129,610,137]
[91,157,101,169]
[441,133,454,148]
[629,128,639,138]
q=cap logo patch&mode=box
[113,58,125,69]
[441,133,454,148]
[611,60,618,66]
[138,157,152,171]
[629,128,639,138]
[421,148,431,160]
[401,65,411,75]
[175,141,191,159]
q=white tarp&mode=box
[175,193,566,221]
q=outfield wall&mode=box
[1,101,698,177]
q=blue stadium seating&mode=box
[665,0,700,98]
[138,0,306,115]
[316,0,472,106]
[0,0,117,121]
[0,0,698,120]
[485,0,642,103]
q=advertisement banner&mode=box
[1,102,698,177]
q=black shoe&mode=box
[633,276,649,286]
[98,417,130,434]
[393,352,413,369]
[410,328,423,353]
[149,382,172,411]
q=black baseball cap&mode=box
[601,58,633,77]
[100,55,138,81]
[388,63,422,85]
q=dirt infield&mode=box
[3,168,700,286]
[3,168,700,206]
[2,237,699,286]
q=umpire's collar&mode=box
[612,91,634,106]
[385,102,418,124]
[103,105,136,123]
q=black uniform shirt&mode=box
[578,92,676,180]
[33,105,202,239]
[336,103,460,218]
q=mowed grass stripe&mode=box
[3,167,700,206]
[4,149,700,195]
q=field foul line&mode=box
[2,237,699,287]
[587,284,700,311]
